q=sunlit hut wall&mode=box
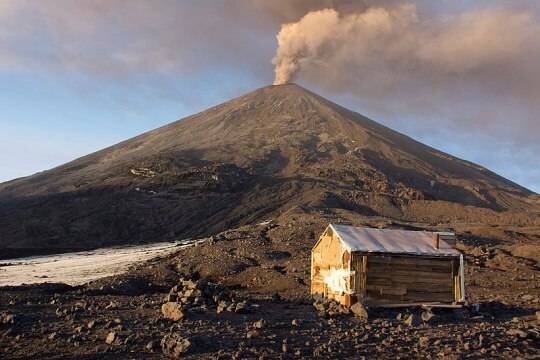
[311,226,355,305]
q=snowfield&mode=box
[0,240,202,287]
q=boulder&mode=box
[313,299,351,317]
[161,302,184,321]
[350,302,369,321]
[161,334,192,358]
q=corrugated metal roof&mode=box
[330,224,460,257]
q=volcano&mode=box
[0,84,538,256]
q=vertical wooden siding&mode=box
[352,253,459,305]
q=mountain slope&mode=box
[0,84,538,255]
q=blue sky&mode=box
[1,1,539,193]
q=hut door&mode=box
[352,253,367,302]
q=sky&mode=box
[0,0,539,193]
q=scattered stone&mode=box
[419,336,429,347]
[246,329,259,339]
[350,302,368,321]
[253,319,266,329]
[105,301,118,310]
[313,300,326,312]
[161,334,192,358]
[421,310,434,322]
[216,302,227,314]
[87,320,96,329]
[0,312,16,325]
[183,280,197,290]
[404,314,421,327]
[234,301,248,313]
[161,302,184,321]
[506,329,528,338]
[313,299,350,317]
[105,331,116,345]
[291,319,300,326]
[146,341,155,351]
[164,276,241,317]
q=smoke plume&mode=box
[272,5,540,91]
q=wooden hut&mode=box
[311,224,465,307]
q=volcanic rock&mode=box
[350,303,369,321]
[161,334,192,358]
[404,314,421,327]
[253,319,266,329]
[161,302,184,321]
[105,332,116,345]
[421,310,435,322]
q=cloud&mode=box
[0,1,278,79]
[0,0,405,78]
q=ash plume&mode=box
[271,4,540,101]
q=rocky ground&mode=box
[1,216,539,359]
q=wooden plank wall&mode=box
[356,254,458,305]
[351,253,366,302]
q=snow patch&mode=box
[0,240,204,287]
